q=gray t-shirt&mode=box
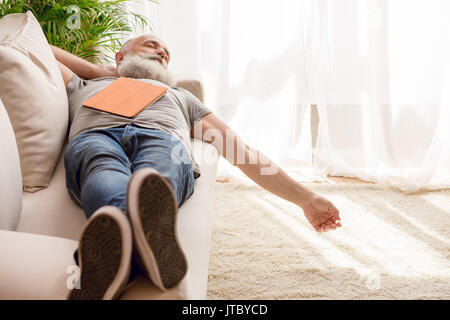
[66,74,213,178]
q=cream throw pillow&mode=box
[0,11,68,192]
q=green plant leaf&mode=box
[0,0,157,63]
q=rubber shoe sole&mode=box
[127,168,188,291]
[68,206,132,300]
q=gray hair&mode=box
[120,38,134,52]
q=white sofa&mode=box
[0,81,219,299]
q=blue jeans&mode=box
[64,124,195,220]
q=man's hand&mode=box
[94,64,118,78]
[301,195,342,232]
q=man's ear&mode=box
[115,51,125,67]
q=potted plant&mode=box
[0,0,158,63]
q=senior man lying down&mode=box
[51,34,342,300]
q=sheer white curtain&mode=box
[195,0,316,180]
[311,0,450,190]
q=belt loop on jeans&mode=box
[121,123,133,141]
[121,123,137,154]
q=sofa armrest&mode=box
[0,230,78,299]
[176,79,205,103]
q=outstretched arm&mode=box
[194,113,342,233]
[50,45,117,86]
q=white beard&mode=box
[117,53,176,87]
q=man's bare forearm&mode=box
[198,114,340,233]
[197,114,316,209]
[235,147,315,209]
[50,45,100,79]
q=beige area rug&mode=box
[206,182,450,299]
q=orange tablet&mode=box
[82,77,168,118]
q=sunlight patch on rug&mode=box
[207,183,450,299]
